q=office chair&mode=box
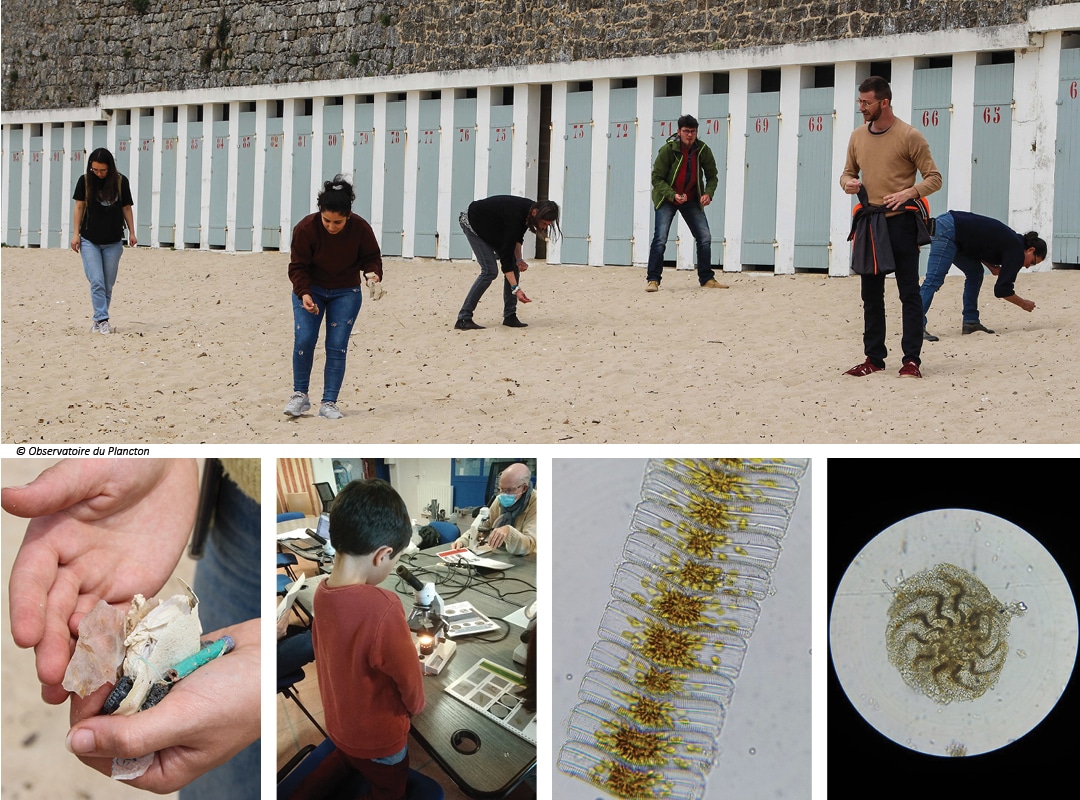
[277,669,329,743]
[278,551,299,581]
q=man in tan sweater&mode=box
[840,76,942,379]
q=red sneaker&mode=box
[898,361,923,378]
[844,359,883,377]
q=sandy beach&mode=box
[2,247,1077,444]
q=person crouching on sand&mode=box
[284,176,382,420]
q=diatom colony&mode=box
[557,458,809,799]
[885,562,1026,704]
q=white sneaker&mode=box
[90,321,101,332]
[318,402,343,420]
[98,320,112,334]
[283,392,311,416]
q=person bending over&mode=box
[285,176,382,420]
[454,196,560,330]
[919,210,1046,341]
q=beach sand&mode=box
[2,247,1076,444]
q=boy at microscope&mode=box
[311,478,426,799]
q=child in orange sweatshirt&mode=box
[312,479,425,800]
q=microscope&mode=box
[474,506,493,550]
[513,601,537,666]
[396,565,457,675]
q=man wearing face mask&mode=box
[453,463,537,555]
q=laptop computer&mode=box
[304,512,334,556]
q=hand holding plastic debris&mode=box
[60,579,237,782]
[66,617,260,793]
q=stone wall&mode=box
[1,1,1071,111]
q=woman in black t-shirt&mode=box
[70,148,135,334]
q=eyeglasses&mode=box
[857,99,883,109]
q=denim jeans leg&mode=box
[182,472,260,800]
[919,212,956,326]
[458,224,501,321]
[320,287,363,403]
[277,628,314,675]
[80,239,123,322]
[679,203,715,283]
[291,288,326,395]
[99,240,123,313]
[646,203,677,284]
[954,253,985,324]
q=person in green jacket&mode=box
[646,114,727,291]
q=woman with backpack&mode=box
[70,148,135,334]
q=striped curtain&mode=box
[276,458,318,515]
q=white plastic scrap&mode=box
[109,580,202,781]
[113,581,201,716]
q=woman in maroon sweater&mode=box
[285,177,382,419]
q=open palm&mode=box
[3,459,198,702]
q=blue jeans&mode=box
[292,285,363,403]
[458,218,518,321]
[646,201,715,284]
[80,238,124,322]
[372,745,408,766]
[919,211,984,325]
[183,472,260,800]
[277,628,314,675]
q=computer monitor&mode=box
[313,481,335,513]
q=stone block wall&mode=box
[1,0,1071,111]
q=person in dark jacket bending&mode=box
[454,195,561,330]
[919,210,1046,340]
[646,115,726,292]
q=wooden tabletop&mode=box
[384,549,537,798]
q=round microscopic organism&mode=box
[831,509,1078,757]
[884,563,1023,704]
